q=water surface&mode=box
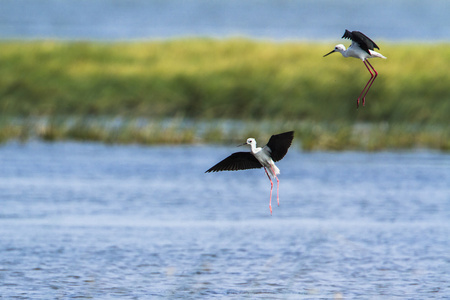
[1,0,449,41]
[1,142,449,298]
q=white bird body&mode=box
[246,138,280,177]
[333,43,386,61]
[324,30,386,107]
[206,131,294,214]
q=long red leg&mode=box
[270,165,280,206]
[361,60,378,106]
[264,168,273,215]
[356,60,374,108]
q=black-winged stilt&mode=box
[206,131,294,214]
[324,29,386,108]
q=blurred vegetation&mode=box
[1,117,449,151]
[0,39,449,150]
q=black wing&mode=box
[265,131,294,162]
[205,152,262,173]
[342,29,379,55]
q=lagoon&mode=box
[1,142,449,298]
[1,0,449,41]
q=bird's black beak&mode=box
[237,142,246,147]
[323,49,336,57]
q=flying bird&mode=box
[324,29,386,108]
[205,131,294,214]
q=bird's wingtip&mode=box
[341,29,352,40]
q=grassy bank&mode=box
[0,39,449,150]
[1,39,449,123]
[1,117,449,151]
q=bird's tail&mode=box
[370,50,386,59]
[269,163,280,177]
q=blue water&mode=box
[1,141,449,298]
[0,0,449,41]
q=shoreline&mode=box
[1,117,448,151]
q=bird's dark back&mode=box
[265,131,294,162]
[342,29,380,54]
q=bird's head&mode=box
[238,138,256,147]
[246,138,256,146]
[323,44,346,57]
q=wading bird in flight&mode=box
[324,29,386,108]
[206,131,294,215]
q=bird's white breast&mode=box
[346,44,370,60]
[254,147,278,171]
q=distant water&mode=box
[1,142,450,298]
[0,0,449,41]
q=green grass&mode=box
[1,39,449,122]
[0,39,449,150]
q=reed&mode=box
[1,117,448,151]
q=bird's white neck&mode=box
[338,46,351,58]
[251,145,262,154]
[341,50,350,58]
[248,140,261,154]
